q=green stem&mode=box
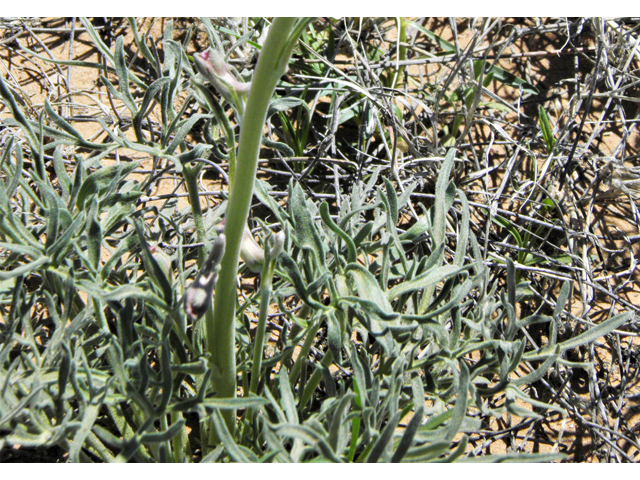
[208,17,299,437]
[194,82,238,186]
[288,319,321,387]
[394,17,407,89]
[211,99,237,187]
[244,261,276,428]
[86,431,116,462]
[183,163,206,263]
[300,349,334,409]
[249,279,272,396]
[170,411,186,462]
[183,162,210,448]
[348,416,361,462]
[160,414,171,462]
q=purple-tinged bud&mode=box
[183,234,226,321]
[183,281,212,321]
[193,47,251,107]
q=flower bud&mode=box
[269,231,285,260]
[193,47,251,107]
[183,281,212,321]
[183,234,226,321]
[240,225,265,273]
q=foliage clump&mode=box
[0,17,638,462]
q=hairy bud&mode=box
[183,234,226,321]
[193,47,250,108]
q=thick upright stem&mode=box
[207,17,298,436]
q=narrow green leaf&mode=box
[474,60,539,95]
[268,96,307,116]
[47,210,84,260]
[445,361,469,442]
[3,140,24,199]
[75,161,139,210]
[366,410,401,463]
[52,147,71,200]
[538,104,556,153]
[201,445,225,463]
[0,74,38,151]
[254,179,291,226]
[278,368,298,425]
[0,386,43,429]
[383,177,398,226]
[506,256,516,310]
[131,218,174,306]
[69,403,101,462]
[278,252,327,310]
[402,441,451,462]
[492,215,524,249]
[513,350,559,386]
[387,264,464,302]
[275,424,343,463]
[453,189,470,267]
[156,337,174,414]
[127,17,158,73]
[77,282,165,306]
[440,434,468,463]
[86,198,102,271]
[139,418,185,443]
[44,99,105,150]
[165,114,210,154]
[79,17,114,64]
[0,242,43,258]
[339,296,399,321]
[353,221,374,248]
[346,263,395,314]
[325,309,344,360]
[553,280,570,320]
[351,344,367,409]
[320,201,356,263]
[114,36,137,114]
[432,149,456,256]
[327,392,355,452]
[210,409,250,462]
[0,256,51,280]
[404,277,473,324]
[291,182,325,269]
[556,311,632,352]
[408,21,455,53]
[199,396,269,410]
[133,76,171,143]
[391,404,424,463]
